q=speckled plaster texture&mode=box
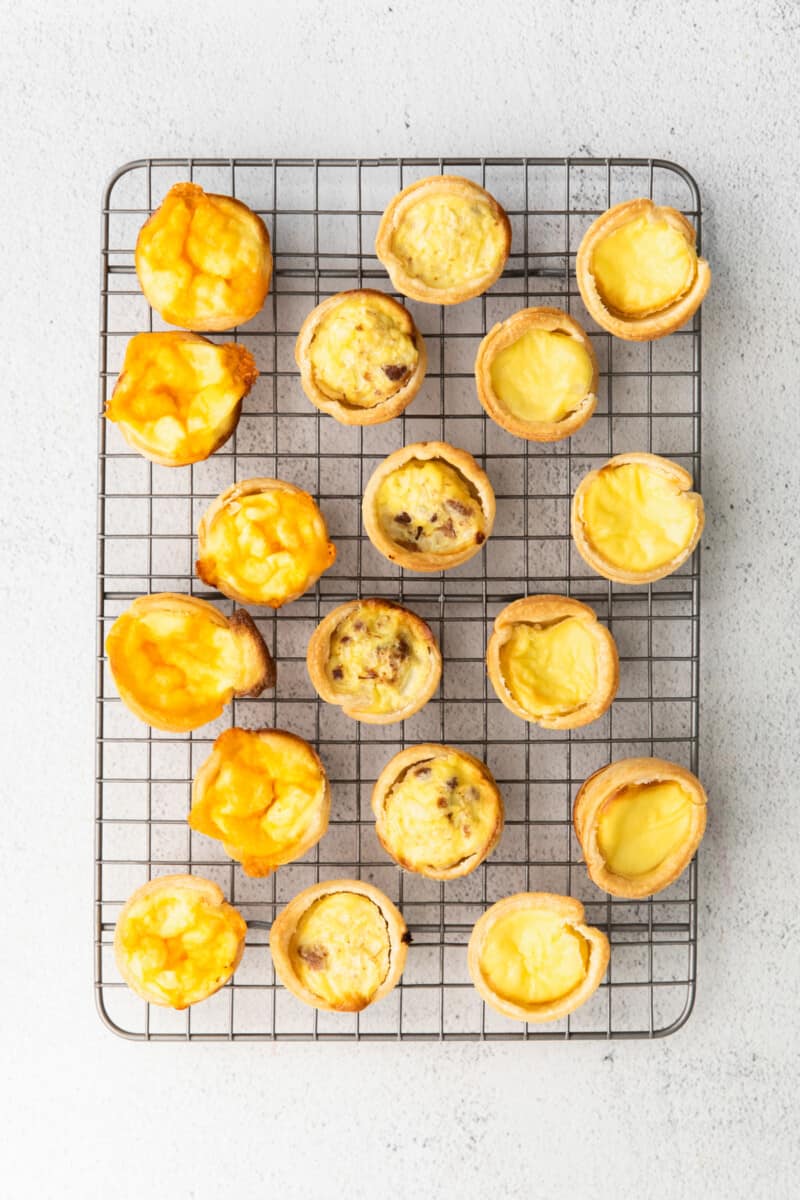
[1,1,798,1196]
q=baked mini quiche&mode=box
[475,307,598,442]
[135,182,272,331]
[270,880,408,1012]
[105,332,258,466]
[468,893,609,1023]
[375,175,511,304]
[372,744,504,880]
[362,441,495,572]
[307,598,441,724]
[189,728,330,877]
[105,593,274,732]
[576,198,711,341]
[114,874,247,1009]
[487,595,618,730]
[574,757,708,899]
[295,289,427,425]
[196,478,336,607]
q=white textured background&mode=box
[2,1,798,1196]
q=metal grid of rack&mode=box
[96,156,702,1041]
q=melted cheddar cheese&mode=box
[580,462,698,574]
[479,909,589,1006]
[499,617,598,720]
[391,194,507,290]
[597,780,695,879]
[592,214,696,317]
[189,729,327,877]
[326,603,431,715]
[376,459,486,557]
[289,893,390,1009]
[309,296,418,408]
[489,329,594,425]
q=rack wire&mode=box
[96,157,702,1041]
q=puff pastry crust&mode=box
[371,743,503,880]
[486,595,618,730]
[135,182,272,331]
[571,452,704,584]
[189,727,330,877]
[573,757,708,898]
[467,892,609,1023]
[294,289,427,425]
[105,593,274,732]
[269,879,408,1012]
[114,874,247,1009]
[576,198,711,341]
[306,598,441,724]
[475,307,598,442]
[375,174,511,305]
[362,441,495,572]
[196,478,336,606]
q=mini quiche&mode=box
[467,892,610,1023]
[475,307,598,442]
[135,182,272,331]
[106,593,274,732]
[105,332,258,466]
[375,174,511,304]
[295,289,427,425]
[196,478,336,607]
[487,596,618,730]
[576,198,711,341]
[574,757,708,899]
[114,874,247,1009]
[362,441,495,572]
[189,728,330,877]
[270,879,408,1013]
[371,744,504,880]
[571,452,704,584]
[307,598,441,724]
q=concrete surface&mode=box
[1,1,798,1196]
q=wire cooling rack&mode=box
[96,156,702,1041]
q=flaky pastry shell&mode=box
[573,756,708,899]
[576,198,711,341]
[487,595,618,730]
[475,307,599,442]
[468,892,610,1024]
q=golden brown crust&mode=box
[306,598,442,724]
[575,198,711,341]
[294,289,427,425]
[375,174,511,305]
[269,879,408,1012]
[486,595,618,730]
[227,609,276,693]
[573,757,708,898]
[467,892,610,1023]
[371,743,504,880]
[571,451,705,584]
[475,307,599,442]
[362,440,496,572]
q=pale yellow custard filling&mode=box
[499,617,598,719]
[581,463,698,573]
[309,297,418,408]
[382,754,498,873]
[592,215,696,317]
[376,459,486,556]
[327,605,431,715]
[479,910,589,1006]
[289,893,390,1008]
[597,780,695,879]
[489,330,594,424]
[391,194,506,289]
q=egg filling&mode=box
[592,215,696,317]
[499,617,598,719]
[580,462,698,573]
[489,329,594,424]
[376,459,486,556]
[391,194,507,290]
[309,297,418,408]
[189,729,326,877]
[479,910,590,1006]
[326,604,431,715]
[289,893,391,1009]
[597,780,695,879]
